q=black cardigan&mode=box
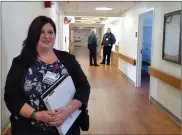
[4,49,90,134]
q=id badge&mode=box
[43,71,59,85]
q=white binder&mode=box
[41,75,81,135]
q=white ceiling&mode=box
[60,1,139,17]
[70,23,104,29]
[73,16,108,24]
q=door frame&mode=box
[136,8,155,88]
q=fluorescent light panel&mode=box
[81,18,90,20]
[95,7,113,11]
[81,20,93,22]
[81,18,100,20]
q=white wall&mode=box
[0,1,2,130]
[119,2,181,120]
[52,4,60,50]
[111,19,122,45]
[59,6,65,51]
[63,24,70,52]
[72,28,101,48]
[73,29,90,47]
[1,1,63,129]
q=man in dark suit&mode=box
[88,29,99,66]
[100,28,116,65]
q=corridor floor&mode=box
[72,47,181,134]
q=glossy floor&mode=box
[73,47,181,135]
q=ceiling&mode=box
[73,16,108,24]
[60,1,139,17]
[60,1,139,25]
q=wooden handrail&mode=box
[148,66,181,90]
[111,51,119,68]
[69,45,74,54]
[117,53,136,66]
[1,121,11,135]
[115,45,119,53]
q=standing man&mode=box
[100,28,116,65]
[88,29,99,66]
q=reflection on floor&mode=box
[72,47,180,134]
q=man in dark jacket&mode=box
[88,29,99,66]
[100,28,116,65]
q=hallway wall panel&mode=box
[1,2,62,129]
[73,29,90,47]
[0,2,2,130]
[119,2,181,120]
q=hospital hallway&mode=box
[72,47,181,134]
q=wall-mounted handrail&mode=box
[117,53,136,66]
[111,45,136,66]
[148,66,181,90]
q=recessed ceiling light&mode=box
[81,20,92,22]
[81,18,90,20]
[95,7,113,11]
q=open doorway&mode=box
[136,10,154,97]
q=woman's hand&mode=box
[49,106,71,127]
[35,110,56,124]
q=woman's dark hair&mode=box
[20,16,56,65]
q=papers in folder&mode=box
[41,75,81,135]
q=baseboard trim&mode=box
[118,69,135,86]
[150,96,181,125]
